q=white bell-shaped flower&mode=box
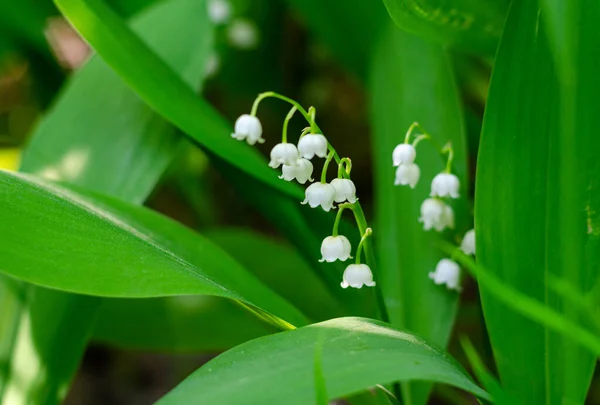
[280,158,313,184]
[341,264,376,289]
[231,114,264,145]
[298,134,328,159]
[430,173,460,198]
[419,198,454,232]
[429,258,461,291]
[394,163,420,188]
[392,143,416,166]
[319,235,352,262]
[302,182,336,211]
[269,143,299,168]
[207,0,231,24]
[460,229,476,255]
[331,178,357,203]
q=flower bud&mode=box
[460,229,476,255]
[298,134,328,159]
[331,178,357,203]
[302,182,336,211]
[429,258,461,291]
[394,163,420,189]
[231,114,264,145]
[269,143,299,168]
[392,143,416,166]
[319,235,352,262]
[280,158,314,184]
[419,198,454,232]
[341,264,376,289]
[430,173,460,198]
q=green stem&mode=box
[308,106,318,133]
[411,134,430,148]
[443,142,454,173]
[332,204,352,236]
[355,228,373,264]
[321,151,335,184]
[251,91,312,122]
[404,121,419,144]
[281,106,297,143]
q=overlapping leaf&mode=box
[158,317,488,405]
[476,0,600,402]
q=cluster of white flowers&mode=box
[392,123,476,292]
[205,0,260,78]
[232,101,375,290]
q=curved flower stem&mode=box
[337,158,352,178]
[282,106,297,143]
[321,151,335,184]
[332,204,352,236]
[404,121,419,143]
[443,142,455,173]
[355,228,373,264]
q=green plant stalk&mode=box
[253,91,389,323]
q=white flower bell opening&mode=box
[460,229,476,255]
[302,182,336,211]
[207,0,231,24]
[429,258,461,291]
[394,163,420,188]
[331,178,357,203]
[419,198,454,232]
[280,158,313,184]
[341,264,376,289]
[269,143,299,168]
[227,19,259,50]
[231,114,264,145]
[430,173,460,198]
[320,235,352,262]
[392,144,416,166]
[298,134,328,159]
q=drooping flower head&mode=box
[394,163,420,189]
[302,182,336,211]
[280,158,313,184]
[341,264,376,289]
[269,143,299,168]
[231,114,264,145]
[320,235,352,262]
[460,229,476,255]
[430,173,460,199]
[298,134,328,159]
[429,258,461,291]
[331,178,357,203]
[392,143,416,167]
[419,198,454,232]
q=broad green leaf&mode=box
[370,25,468,405]
[0,169,309,328]
[157,317,488,405]
[476,0,600,403]
[283,0,387,79]
[380,0,509,56]
[93,228,345,351]
[53,0,302,201]
[0,1,214,403]
[93,296,275,352]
